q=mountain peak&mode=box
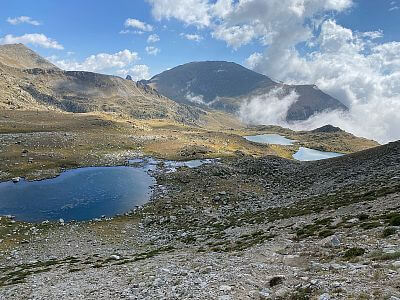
[142,61,347,122]
[143,60,275,104]
[0,43,59,70]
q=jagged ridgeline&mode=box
[0,44,203,124]
[141,61,348,121]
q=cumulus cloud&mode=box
[212,24,260,49]
[124,18,153,31]
[148,0,400,143]
[245,20,400,143]
[147,34,160,43]
[115,64,151,81]
[245,52,263,69]
[145,46,160,55]
[181,33,203,42]
[147,0,211,27]
[49,49,141,74]
[7,16,41,26]
[0,33,63,49]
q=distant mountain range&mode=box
[141,61,348,121]
[0,44,202,124]
[0,44,347,124]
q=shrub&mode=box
[318,230,334,238]
[344,247,365,259]
[382,227,397,238]
[389,215,400,226]
[357,213,369,221]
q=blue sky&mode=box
[1,0,400,142]
[1,0,397,77]
[1,0,262,76]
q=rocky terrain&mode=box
[0,43,397,300]
[141,61,348,121]
[0,141,399,299]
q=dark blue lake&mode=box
[0,166,155,223]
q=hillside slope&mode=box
[0,44,204,124]
[0,139,398,299]
[0,43,59,70]
[142,61,348,121]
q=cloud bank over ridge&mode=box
[147,0,400,143]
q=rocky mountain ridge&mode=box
[0,44,204,124]
[141,61,348,121]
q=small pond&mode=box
[0,158,216,223]
[292,147,344,161]
[244,134,295,145]
[244,134,343,161]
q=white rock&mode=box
[319,235,341,247]
[392,261,400,269]
[319,293,331,300]
[219,285,232,292]
[11,177,21,183]
[259,288,271,299]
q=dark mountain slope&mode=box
[142,61,348,121]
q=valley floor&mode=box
[0,110,377,182]
[0,110,397,299]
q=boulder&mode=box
[319,234,341,247]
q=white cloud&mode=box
[362,30,383,40]
[145,46,160,56]
[49,49,140,73]
[115,65,151,81]
[389,1,399,11]
[212,24,260,49]
[146,0,400,142]
[181,33,203,42]
[244,20,400,143]
[124,18,153,31]
[186,92,206,105]
[245,52,263,69]
[147,34,160,43]
[0,33,63,49]
[239,87,299,125]
[211,0,234,18]
[7,16,41,26]
[147,0,211,27]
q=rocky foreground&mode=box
[0,141,399,299]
